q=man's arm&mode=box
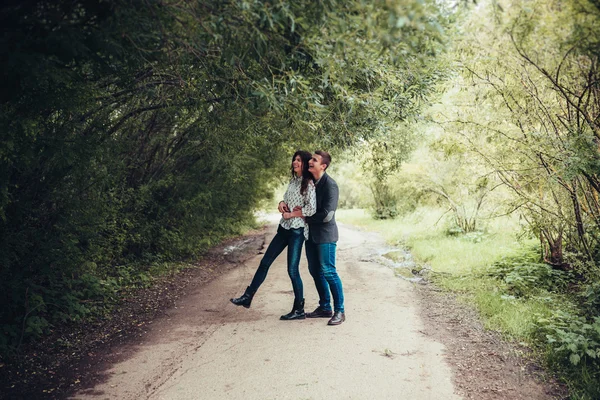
[305,182,338,225]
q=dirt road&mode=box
[72,220,461,400]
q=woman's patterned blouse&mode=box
[280,176,316,240]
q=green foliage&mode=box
[421,1,600,391]
[442,0,600,268]
[340,8,600,386]
[488,254,574,297]
[0,0,448,357]
[337,206,528,275]
[532,309,600,399]
[370,182,400,219]
[580,281,600,316]
[327,160,372,210]
[480,248,600,398]
[539,312,600,366]
[485,249,600,392]
[357,123,437,219]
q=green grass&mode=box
[428,270,574,339]
[337,207,564,345]
[338,207,533,274]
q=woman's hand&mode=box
[282,212,292,220]
[278,201,290,213]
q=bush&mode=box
[581,281,600,316]
[538,312,600,366]
[487,250,600,398]
[370,182,399,219]
[488,255,573,297]
[534,310,600,399]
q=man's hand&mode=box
[282,212,292,220]
[292,206,305,220]
[278,201,290,213]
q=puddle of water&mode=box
[394,267,415,279]
[376,248,427,283]
[223,238,254,255]
[382,250,405,263]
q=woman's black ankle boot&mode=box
[280,298,305,320]
[230,286,255,308]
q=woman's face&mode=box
[292,155,303,176]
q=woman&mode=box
[230,150,316,320]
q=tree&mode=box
[439,0,600,268]
[0,0,448,354]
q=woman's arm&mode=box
[301,183,316,217]
[284,183,316,219]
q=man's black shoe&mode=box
[306,306,333,318]
[327,311,345,326]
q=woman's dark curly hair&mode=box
[290,150,313,195]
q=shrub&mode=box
[534,310,600,399]
[488,256,573,297]
[580,281,600,317]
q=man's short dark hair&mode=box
[315,150,331,170]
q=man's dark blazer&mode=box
[305,172,339,244]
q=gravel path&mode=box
[70,221,460,400]
[51,218,565,400]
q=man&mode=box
[280,150,345,325]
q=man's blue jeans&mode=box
[306,240,344,313]
[248,225,304,301]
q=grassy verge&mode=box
[337,208,545,337]
[337,207,530,274]
[338,208,600,399]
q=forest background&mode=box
[1,0,600,399]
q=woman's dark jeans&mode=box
[248,225,305,301]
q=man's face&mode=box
[308,154,326,176]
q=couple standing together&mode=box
[230,150,345,326]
